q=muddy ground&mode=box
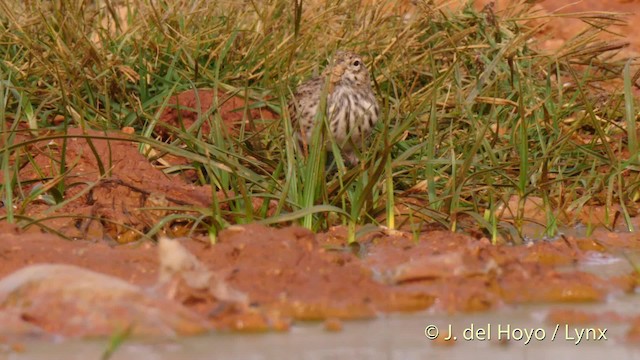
[1,0,640,344]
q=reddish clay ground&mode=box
[536,0,640,57]
[0,0,640,343]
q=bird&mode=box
[288,50,380,165]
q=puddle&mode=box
[5,252,640,360]
[7,299,637,360]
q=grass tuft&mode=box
[0,0,638,242]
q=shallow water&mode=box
[7,253,640,360]
[6,303,636,360]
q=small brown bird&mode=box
[289,50,380,165]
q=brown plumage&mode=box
[288,50,380,165]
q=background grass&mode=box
[0,0,639,243]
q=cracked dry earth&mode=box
[1,0,640,347]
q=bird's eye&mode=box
[352,60,361,67]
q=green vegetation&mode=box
[101,325,132,360]
[0,0,638,243]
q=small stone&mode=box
[121,126,135,134]
[323,317,343,332]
